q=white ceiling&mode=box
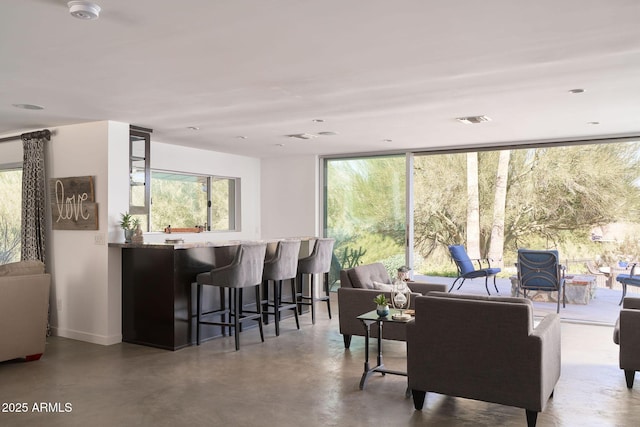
[2,0,640,158]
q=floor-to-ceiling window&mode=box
[325,155,406,283]
[0,165,22,264]
[324,138,640,286]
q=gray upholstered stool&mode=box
[296,238,335,324]
[262,240,301,336]
[195,243,267,351]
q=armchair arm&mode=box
[618,307,640,369]
[531,313,561,408]
[406,281,448,296]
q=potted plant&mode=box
[373,294,390,317]
[119,212,137,243]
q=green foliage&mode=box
[413,142,640,265]
[373,294,388,306]
[0,169,22,263]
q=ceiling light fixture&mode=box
[67,1,101,20]
[317,131,338,136]
[587,121,600,125]
[12,103,44,110]
[569,88,585,94]
[187,126,200,131]
[312,119,325,123]
[456,115,491,124]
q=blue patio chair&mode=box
[516,249,566,313]
[448,245,501,295]
[615,263,640,306]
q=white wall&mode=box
[47,121,118,344]
[0,138,23,163]
[261,155,320,239]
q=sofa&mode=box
[0,260,51,363]
[337,262,447,348]
[613,297,640,388]
[407,292,561,427]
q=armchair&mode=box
[448,245,501,295]
[337,262,446,348]
[0,260,51,363]
[613,297,640,388]
[615,263,640,306]
[407,292,561,427]
[516,249,566,313]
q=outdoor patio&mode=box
[415,274,633,326]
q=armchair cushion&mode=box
[0,260,45,277]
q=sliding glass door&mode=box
[325,155,406,282]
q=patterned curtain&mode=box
[21,131,49,263]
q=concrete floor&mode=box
[1,294,639,427]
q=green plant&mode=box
[119,212,133,230]
[373,294,388,306]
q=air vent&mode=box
[456,115,492,124]
[286,133,317,140]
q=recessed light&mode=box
[236,135,248,139]
[456,115,491,124]
[569,88,585,94]
[187,126,200,131]
[312,119,325,123]
[12,103,44,110]
[275,143,285,147]
[383,139,393,143]
[318,131,338,136]
[587,121,600,125]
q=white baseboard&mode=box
[50,327,121,346]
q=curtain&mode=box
[21,132,48,264]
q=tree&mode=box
[466,152,481,259]
[488,150,510,268]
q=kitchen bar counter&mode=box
[111,238,314,350]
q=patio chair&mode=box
[447,245,501,295]
[516,249,566,313]
[615,263,640,306]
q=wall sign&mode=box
[49,176,99,230]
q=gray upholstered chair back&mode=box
[298,238,335,274]
[263,240,301,281]
[207,243,267,288]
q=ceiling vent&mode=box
[286,133,317,140]
[456,115,492,124]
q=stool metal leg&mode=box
[196,284,202,345]
[255,284,265,343]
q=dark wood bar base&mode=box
[117,240,310,350]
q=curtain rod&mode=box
[0,129,52,144]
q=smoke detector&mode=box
[456,115,492,124]
[68,1,101,20]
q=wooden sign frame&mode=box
[49,176,99,230]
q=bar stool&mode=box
[262,239,301,336]
[296,238,335,324]
[195,243,267,351]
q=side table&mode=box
[357,309,413,397]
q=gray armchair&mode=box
[613,297,640,388]
[337,262,447,348]
[407,292,561,427]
